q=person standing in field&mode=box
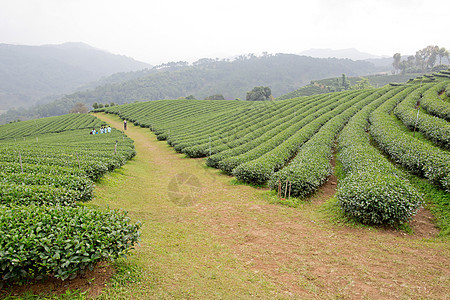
[124,120,127,130]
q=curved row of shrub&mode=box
[393,83,450,149]
[180,96,323,157]
[335,85,423,224]
[267,88,388,197]
[0,114,141,284]
[0,205,141,282]
[420,82,450,121]
[232,91,368,184]
[0,114,106,141]
[169,100,295,154]
[369,86,450,191]
[168,99,296,147]
[0,171,93,202]
[208,92,357,169]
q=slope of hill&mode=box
[94,70,450,228]
[0,43,151,110]
[277,73,426,99]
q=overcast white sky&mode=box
[0,0,449,65]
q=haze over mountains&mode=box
[0,42,395,124]
[0,42,151,110]
[300,48,389,60]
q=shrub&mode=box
[337,172,422,225]
[0,205,141,283]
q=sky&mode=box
[0,0,449,65]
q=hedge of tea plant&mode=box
[0,205,141,282]
[369,85,450,191]
[420,81,450,121]
[97,73,449,225]
[393,83,450,149]
[0,114,140,284]
[336,86,423,224]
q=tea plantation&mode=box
[0,114,141,283]
[98,70,450,226]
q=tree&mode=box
[246,86,272,101]
[351,78,373,90]
[185,95,196,100]
[92,102,99,109]
[399,61,408,74]
[415,50,425,71]
[393,53,401,73]
[438,47,449,65]
[69,102,88,114]
[341,74,350,90]
[204,94,225,100]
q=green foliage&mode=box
[246,86,272,101]
[233,91,367,185]
[97,77,449,227]
[420,82,450,121]
[268,89,379,197]
[392,45,449,74]
[393,83,450,149]
[350,77,373,90]
[337,172,422,225]
[0,113,105,141]
[336,86,423,225]
[369,85,450,190]
[0,113,140,284]
[0,205,141,282]
[276,73,418,100]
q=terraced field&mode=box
[98,70,450,226]
[0,114,140,283]
[1,71,449,297]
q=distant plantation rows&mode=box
[98,70,450,226]
[0,114,140,283]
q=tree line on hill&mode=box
[392,45,449,74]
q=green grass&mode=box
[407,175,450,239]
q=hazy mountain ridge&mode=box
[0,43,151,110]
[300,48,388,60]
[61,53,378,103]
[0,53,383,124]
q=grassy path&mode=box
[93,113,449,299]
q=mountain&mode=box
[0,53,382,124]
[300,48,387,61]
[0,42,151,110]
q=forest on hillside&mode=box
[0,53,378,124]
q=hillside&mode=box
[0,53,379,124]
[0,42,151,110]
[0,71,449,298]
[277,73,426,99]
[95,69,450,228]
